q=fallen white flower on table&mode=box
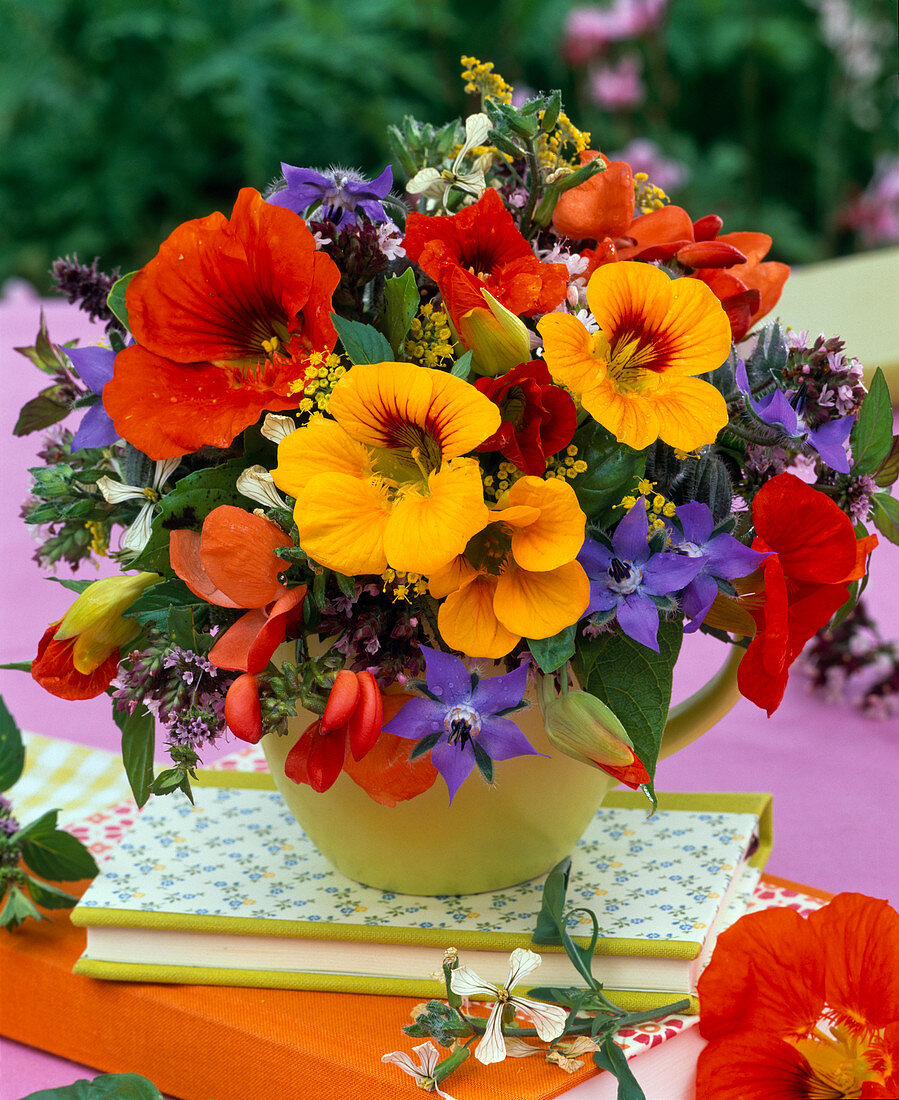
[450,948,568,1065]
[381,1040,458,1098]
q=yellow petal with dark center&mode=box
[271,416,372,498]
[505,477,586,573]
[384,458,489,575]
[296,472,391,575]
[581,384,662,451]
[654,375,729,451]
[428,554,479,600]
[328,362,501,461]
[494,560,590,639]
[537,312,606,394]
[438,575,520,658]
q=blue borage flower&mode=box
[64,344,121,451]
[383,645,538,803]
[267,163,393,226]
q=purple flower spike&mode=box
[578,505,707,652]
[65,345,120,451]
[267,164,393,226]
[669,502,769,632]
[383,646,537,803]
[735,359,853,474]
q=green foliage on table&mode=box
[0,697,99,931]
[22,1073,163,1100]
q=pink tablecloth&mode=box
[2,284,898,1097]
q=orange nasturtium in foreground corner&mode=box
[102,188,341,459]
[538,261,732,452]
[696,892,899,1098]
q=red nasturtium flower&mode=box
[402,187,568,330]
[735,474,877,716]
[551,152,635,241]
[696,893,899,1099]
[474,360,577,475]
[103,188,341,459]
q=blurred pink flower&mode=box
[563,0,668,65]
[587,54,645,111]
[608,138,689,193]
[842,156,899,247]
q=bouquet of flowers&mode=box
[15,56,896,817]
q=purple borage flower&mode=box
[383,645,538,803]
[65,344,120,451]
[667,502,769,633]
[736,359,853,474]
[578,504,706,652]
[267,164,393,226]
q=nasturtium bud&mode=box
[542,689,636,769]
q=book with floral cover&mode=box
[70,771,771,1009]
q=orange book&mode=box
[1,876,831,1100]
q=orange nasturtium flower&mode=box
[538,261,731,452]
[696,893,899,1099]
[430,476,590,659]
[103,188,340,460]
[32,573,160,700]
[271,362,501,578]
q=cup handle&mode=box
[658,645,744,762]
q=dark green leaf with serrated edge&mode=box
[106,272,137,332]
[383,268,420,356]
[21,827,98,880]
[527,624,576,673]
[572,619,683,794]
[0,885,43,929]
[24,875,80,909]
[331,313,394,365]
[115,706,155,808]
[874,436,899,487]
[594,1036,646,1100]
[13,388,71,436]
[532,857,570,945]
[14,808,59,841]
[570,422,645,524]
[21,1072,165,1099]
[850,369,892,476]
[0,696,25,791]
[871,492,899,545]
[129,459,250,574]
[450,350,473,380]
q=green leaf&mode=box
[24,874,81,909]
[21,827,98,881]
[874,436,899,488]
[450,351,473,380]
[0,885,43,930]
[149,768,184,796]
[0,696,25,792]
[14,808,59,841]
[532,856,570,945]
[128,459,249,574]
[528,624,576,673]
[124,578,207,635]
[383,268,420,356]
[106,272,137,332]
[115,707,155,808]
[21,1073,164,1100]
[331,313,394,365]
[570,423,645,524]
[13,387,71,436]
[850,369,892,476]
[594,1036,646,1100]
[0,661,32,672]
[572,620,684,795]
[871,492,899,545]
[48,577,94,594]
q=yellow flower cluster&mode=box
[381,567,429,603]
[536,111,591,171]
[619,479,676,535]
[85,520,109,557]
[404,304,455,368]
[482,460,523,501]
[544,444,589,483]
[634,172,669,215]
[289,351,348,413]
[460,55,512,104]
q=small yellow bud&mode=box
[456,289,531,378]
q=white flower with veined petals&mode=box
[381,1041,458,1098]
[450,948,568,1065]
[96,457,180,557]
[235,465,287,510]
[260,413,297,444]
[406,113,491,209]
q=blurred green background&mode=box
[1,0,896,289]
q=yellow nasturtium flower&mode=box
[538,262,732,452]
[53,572,161,674]
[271,362,502,578]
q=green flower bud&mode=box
[542,690,636,770]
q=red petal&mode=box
[615,205,695,261]
[169,529,242,609]
[223,673,263,743]
[31,623,119,701]
[209,609,268,672]
[285,721,317,785]
[346,671,383,761]
[692,214,723,241]
[676,240,748,268]
[321,669,360,733]
[343,693,438,805]
[631,239,689,262]
[307,727,347,792]
[696,1033,819,1100]
[244,587,306,673]
[200,506,291,608]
